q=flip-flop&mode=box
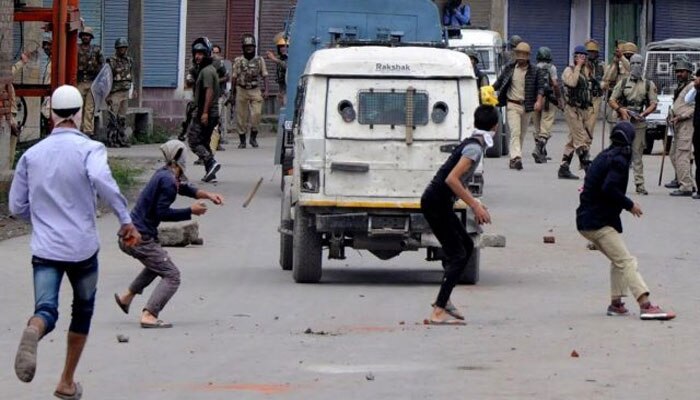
[141,320,173,329]
[114,293,129,314]
[431,302,465,321]
[14,326,39,383]
[54,382,83,400]
[428,318,466,326]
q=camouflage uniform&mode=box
[107,53,134,147]
[77,44,104,135]
[232,55,268,145]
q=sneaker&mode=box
[664,179,680,189]
[607,302,629,316]
[635,184,648,195]
[669,189,693,197]
[640,303,676,321]
[202,161,221,183]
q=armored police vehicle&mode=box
[643,39,700,154]
[276,0,491,284]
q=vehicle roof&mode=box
[646,38,700,51]
[448,29,503,48]
[304,46,475,78]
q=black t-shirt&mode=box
[194,64,221,119]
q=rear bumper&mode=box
[315,212,431,234]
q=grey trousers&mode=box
[119,237,181,318]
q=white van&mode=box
[279,46,487,284]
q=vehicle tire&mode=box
[459,235,480,285]
[292,205,323,283]
[279,177,293,271]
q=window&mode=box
[358,90,429,126]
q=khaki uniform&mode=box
[107,55,134,146]
[610,77,659,187]
[533,62,558,141]
[603,57,631,124]
[77,45,104,134]
[505,65,530,159]
[586,59,606,137]
[232,56,268,136]
[670,81,696,192]
[561,63,594,165]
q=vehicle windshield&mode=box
[644,51,700,95]
[455,47,496,74]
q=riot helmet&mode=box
[536,47,552,62]
[115,38,129,49]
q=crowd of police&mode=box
[475,35,699,198]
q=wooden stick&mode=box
[242,177,264,208]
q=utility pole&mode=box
[128,0,142,108]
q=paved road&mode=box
[1,125,699,399]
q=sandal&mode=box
[54,382,83,400]
[114,293,129,315]
[428,317,466,326]
[140,320,173,329]
[431,301,465,320]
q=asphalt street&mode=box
[1,122,699,399]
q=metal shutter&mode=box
[228,0,256,61]
[186,0,227,67]
[654,0,700,41]
[467,0,491,28]
[103,0,128,52]
[143,0,181,87]
[78,0,103,45]
[508,0,572,70]
[259,0,297,95]
[591,0,607,60]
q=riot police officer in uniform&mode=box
[559,45,594,180]
[532,47,562,163]
[585,39,605,138]
[232,34,269,148]
[107,38,134,147]
[77,27,104,136]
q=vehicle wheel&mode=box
[460,235,480,285]
[279,177,293,270]
[292,205,323,283]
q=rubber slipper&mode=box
[15,326,40,383]
[54,382,83,400]
[428,318,466,326]
[431,302,465,321]
[114,293,129,315]
[141,320,173,329]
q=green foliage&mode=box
[109,158,144,189]
[131,124,171,145]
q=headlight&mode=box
[301,170,320,193]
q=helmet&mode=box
[160,140,188,178]
[114,38,129,49]
[673,58,694,72]
[80,27,94,38]
[536,46,552,62]
[621,42,638,55]
[574,45,587,55]
[50,85,83,126]
[275,35,289,46]
[463,48,479,60]
[242,34,256,47]
[508,35,523,48]
[191,37,212,58]
[585,40,599,52]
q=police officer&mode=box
[585,39,605,138]
[559,45,594,180]
[608,53,658,195]
[186,37,222,183]
[531,47,561,163]
[107,38,134,148]
[464,48,489,89]
[504,35,523,64]
[232,34,269,148]
[667,58,696,196]
[77,27,104,136]
[266,34,289,107]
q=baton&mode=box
[659,106,672,186]
[243,177,264,208]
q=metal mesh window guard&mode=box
[645,51,700,96]
[358,90,429,126]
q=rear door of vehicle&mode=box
[323,77,466,198]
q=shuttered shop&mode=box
[507,0,571,70]
[103,0,128,54]
[258,0,297,94]
[228,0,256,61]
[591,0,607,59]
[653,0,700,41]
[186,0,227,66]
[143,0,181,87]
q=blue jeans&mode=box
[32,253,99,336]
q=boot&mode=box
[558,164,579,180]
[635,184,648,195]
[577,148,591,172]
[249,129,259,148]
[238,134,247,149]
[532,139,547,164]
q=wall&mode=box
[1,0,12,173]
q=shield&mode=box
[91,64,113,111]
